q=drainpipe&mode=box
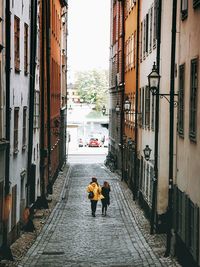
[46,0,51,192]
[40,0,45,198]
[165,0,177,256]
[27,0,38,204]
[133,0,140,200]
[120,0,125,181]
[150,0,162,234]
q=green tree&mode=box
[75,69,109,112]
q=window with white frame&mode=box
[149,6,153,52]
[22,107,27,148]
[34,90,40,129]
[14,108,19,152]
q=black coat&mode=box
[101,187,110,206]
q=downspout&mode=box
[165,0,177,256]
[46,0,51,191]
[150,0,162,234]
[27,0,38,204]
[133,0,140,200]
[120,0,125,181]
[40,0,45,197]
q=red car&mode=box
[88,138,102,147]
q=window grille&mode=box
[189,58,198,141]
[178,64,185,136]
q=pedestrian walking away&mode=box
[101,181,111,216]
[87,177,104,217]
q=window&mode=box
[181,0,188,20]
[34,90,40,128]
[140,22,143,62]
[11,185,17,228]
[189,59,198,141]
[14,16,20,71]
[24,23,28,74]
[145,14,149,54]
[178,64,185,136]
[193,0,200,8]
[22,107,27,148]
[133,31,136,68]
[151,94,155,130]
[142,87,145,127]
[145,86,150,128]
[138,88,142,127]
[153,0,158,47]
[149,7,153,52]
[143,18,146,58]
[14,108,19,152]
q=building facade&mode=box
[7,0,31,243]
[0,0,7,248]
[174,0,200,265]
[123,0,137,187]
[109,0,125,173]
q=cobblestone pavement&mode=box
[4,163,182,267]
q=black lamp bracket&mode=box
[152,93,178,107]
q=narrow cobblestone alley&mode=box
[17,163,181,267]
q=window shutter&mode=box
[181,193,186,242]
[193,205,199,262]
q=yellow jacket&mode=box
[87,182,104,201]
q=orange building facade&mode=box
[50,0,62,180]
[123,0,138,185]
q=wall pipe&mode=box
[165,0,177,256]
[150,0,162,235]
[27,0,38,204]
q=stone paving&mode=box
[2,163,182,267]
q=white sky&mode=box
[67,0,111,82]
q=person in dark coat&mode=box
[101,181,111,216]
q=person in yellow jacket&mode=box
[87,177,104,217]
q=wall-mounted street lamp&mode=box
[143,145,152,161]
[102,105,106,116]
[115,102,121,115]
[124,97,131,113]
[148,62,161,95]
[148,62,178,103]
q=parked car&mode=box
[88,138,102,147]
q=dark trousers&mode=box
[91,200,98,215]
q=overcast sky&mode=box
[67,0,111,82]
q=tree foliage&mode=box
[74,69,109,111]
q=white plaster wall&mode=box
[175,1,200,206]
[9,0,31,230]
[139,0,157,197]
[157,0,173,215]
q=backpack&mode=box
[88,191,94,199]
